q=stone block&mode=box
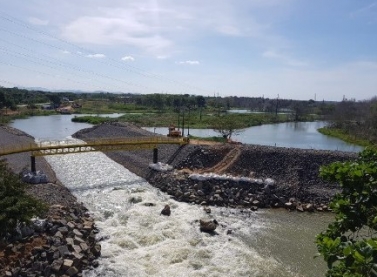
[58,245,70,257]
[73,229,83,238]
[62,259,74,271]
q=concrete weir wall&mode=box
[149,144,359,211]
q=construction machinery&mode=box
[167,125,182,137]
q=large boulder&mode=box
[199,219,218,232]
[160,205,171,216]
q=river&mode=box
[144,121,362,152]
[10,116,338,276]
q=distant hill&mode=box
[21,87,139,94]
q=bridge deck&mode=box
[0,136,188,156]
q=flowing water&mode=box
[9,117,339,276]
[44,141,332,277]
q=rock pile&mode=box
[0,204,101,277]
[21,169,48,184]
[149,170,332,211]
[148,143,358,211]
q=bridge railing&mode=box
[0,136,188,156]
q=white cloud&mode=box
[217,25,242,36]
[262,50,308,67]
[28,17,49,26]
[157,55,169,60]
[121,56,135,61]
[86,53,106,58]
[58,0,291,56]
[176,60,200,65]
[61,14,172,53]
[62,50,70,54]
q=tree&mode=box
[196,95,206,108]
[211,116,244,140]
[291,101,306,121]
[316,148,377,277]
[48,94,61,108]
[0,91,5,110]
[0,161,47,240]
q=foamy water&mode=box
[43,138,328,277]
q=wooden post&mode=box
[31,155,36,173]
[153,147,158,163]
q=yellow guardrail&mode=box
[0,136,188,156]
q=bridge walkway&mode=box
[0,136,188,157]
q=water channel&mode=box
[144,121,362,152]
[9,115,357,276]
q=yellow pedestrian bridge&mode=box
[0,136,188,157]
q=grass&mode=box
[0,109,57,124]
[188,135,228,143]
[78,101,150,114]
[318,127,375,148]
[71,116,116,124]
[116,111,293,129]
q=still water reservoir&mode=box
[9,116,348,276]
[144,121,362,152]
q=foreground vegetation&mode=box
[317,148,377,277]
[0,161,47,241]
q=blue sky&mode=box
[0,0,376,101]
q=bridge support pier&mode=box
[153,147,158,163]
[31,156,36,173]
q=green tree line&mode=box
[322,97,377,146]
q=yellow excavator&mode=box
[167,125,182,137]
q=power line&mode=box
[0,59,133,93]
[0,39,159,92]
[0,12,213,95]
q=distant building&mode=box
[40,104,53,110]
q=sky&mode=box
[0,0,376,101]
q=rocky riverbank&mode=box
[0,203,101,277]
[0,125,101,276]
[148,144,357,211]
[0,121,358,276]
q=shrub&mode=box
[0,161,47,240]
[316,148,377,277]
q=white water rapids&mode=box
[43,138,330,277]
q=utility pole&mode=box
[187,107,191,136]
[177,111,180,130]
[275,94,279,116]
[182,108,185,137]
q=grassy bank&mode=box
[78,101,150,114]
[188,135,228,143]
[115,111,292,129]
[0,110,56,124]
[71,115,116,124]
[70,111,296,129]
[318,127,375,148]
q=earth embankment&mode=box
[73,122,358,210]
